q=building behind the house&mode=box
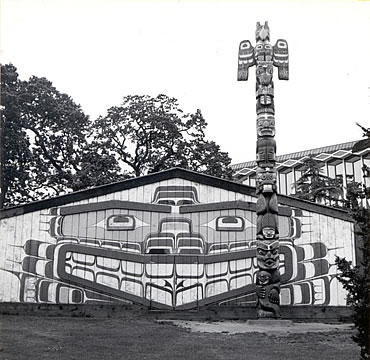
[231,140,370,200]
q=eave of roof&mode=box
[0,167,353,222]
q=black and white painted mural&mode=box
[0,170,355,309]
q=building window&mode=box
[321,164,328,176]
[354,159,363,183]
[286,170,295,195]
[328,164,336,178]
[345,161,354,185]
[336,162,344,184]
[294,169,301,180]
[279,173,287,195]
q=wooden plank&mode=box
[9,215,21,302]
[0,168,353,222]
[174,177,184,307]
[0,217,15,302]
[59,200,171,215]
[143,183,154,204]
[209,184,220,301]
[149,179,167,306]
[134,183,145,303]
[180,200,292,216]
[310,213,322,245]
[294,210,313,245]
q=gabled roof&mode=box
[0,167,352,221]
[231,140,362,171]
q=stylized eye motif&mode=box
[216,216,245,231]
[107,215,135,230]
[94,215,149,231]
[240,41,251,50]
[202,215,253,231]
[277,40,287,49]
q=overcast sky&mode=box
[1,0,370,164]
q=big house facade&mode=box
[0,168,355,310]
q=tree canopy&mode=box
[335,124,369,360]
[1,64,123,207]
[1,65,232,208]
[92,94,232,178]
[293,155,344,206]
[293,123,370,359]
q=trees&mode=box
[20,76,124,194]
[336,179,369,360]
[293,155,343,205]
[92,94,232,178]
[1,64,125,207]
[1,64,35,206]
[335,210,369,359]
[1,66,232,208]
[293,125,369,359]
[335,126,369,360]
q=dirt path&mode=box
[0,315,360,360]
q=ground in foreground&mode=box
[0,316,360,360]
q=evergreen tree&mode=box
[335,124,369,360]
[294,155,343,205]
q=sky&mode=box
[1,0,370,165]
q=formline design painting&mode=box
[0,172,355,309]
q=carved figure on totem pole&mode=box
[237,21,289,318]
[256,270,281,318]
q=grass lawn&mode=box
[0,315,360,360]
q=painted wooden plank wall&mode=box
[0,178,354,309]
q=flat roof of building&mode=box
[231,140,368,171]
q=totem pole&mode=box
[237,22,288,318]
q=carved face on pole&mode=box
[262,227,276,239]
[255,21,270,41]
[257,213,279,240]
[256,138,276,167]
[256,168,277,193]
[256,240,279,270]
[257,114,275,137]
[256,65,273,86]
[238,22,288,319]
[256,270,272,286]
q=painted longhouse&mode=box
[0,168,355,310]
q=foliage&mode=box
[1,64,35,206]
[292,124,369,358]
[92,94,232,178]
[335,202,369,359]
[1,65,232,208]
[1,64,125,207]
[293,155,343,205]
[335,125,369,360]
